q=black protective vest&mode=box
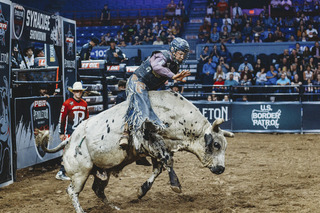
[134,50,180,90]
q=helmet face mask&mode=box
[173,50,187,63]
[169,37,190,64]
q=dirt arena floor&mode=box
[1,133,320,213]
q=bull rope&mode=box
[74,119,89,157]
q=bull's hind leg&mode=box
[67,173,90,213]
[138,157,163,199]
[92,173,120,210]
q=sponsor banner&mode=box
[126,66,139,73]
[106,65,120,71]
[45,44,59,66]
[12,4,62,45]
[81,62,100,69]
[34,57,46,67]
[62,18,76,100]
[193,101,232,130]
[302,103,320,132]
[14,96,63,169]
[0,0,12,187]
[90,46,140,60]
[232,102,301,132]
[38,58,45,66]
[90,47,107,59]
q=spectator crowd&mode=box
[83,0,320,101]
[199,41,320,101]
[98,0,187,47]
[200,0,320,44]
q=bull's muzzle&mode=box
[210,166,225,175]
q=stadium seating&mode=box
[232,52,243,63]
[243,53,255,65]
[257,53,269,67]
[269,53,279,65]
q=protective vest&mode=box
[134,50,180,90]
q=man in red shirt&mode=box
[217,0,229,16]
[56,82,89,180]
[213,76,225,92]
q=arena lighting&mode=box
[249,10,254,15]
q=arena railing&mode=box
[195,42,315,61]
[12,68,62,97]
[182,84,320,102]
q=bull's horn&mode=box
[222,130,234,138]
[212,118,224,133]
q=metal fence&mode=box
[182,84,320,102]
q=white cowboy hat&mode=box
[68,82,87,93]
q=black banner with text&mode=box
[62,18,76,100]
[0,0,12,187]
[15,96,63,169]
[193,101,232,130]
[12,3,62,45]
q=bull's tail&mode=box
[41,138,69,153]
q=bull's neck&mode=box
[165,122,211,163]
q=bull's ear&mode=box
[212,118,224,133]
[222,130,234,138]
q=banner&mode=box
[232,102,301,132]
[193,101,232,130]
[90,46,140,60]
[302,102,320,132]
[0,0,12,187]
[62,18,76,100]
[14,97,63,169]
[45,44,59,67]
[12,3,62,45]
[90,46,107,59]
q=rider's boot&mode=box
[119,122,129,149]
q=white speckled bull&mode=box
[42,90,234,213]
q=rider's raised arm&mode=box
[150,53,175,79]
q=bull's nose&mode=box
[210,166,225,175]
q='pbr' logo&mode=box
[30,100,51,158]
[0,4,8,46]
[13,4,25,40]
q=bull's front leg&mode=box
[138,158,163,199]
[147,132,182,193]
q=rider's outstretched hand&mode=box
[172,70,191,82]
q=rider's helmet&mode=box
[169,37,190,64]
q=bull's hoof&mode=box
[137,181,152,199]
[96,170,108,181]
[169,169,181,193]
[137,187,144,199]
[170,185,182,193]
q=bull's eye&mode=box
[213,142,221,150]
